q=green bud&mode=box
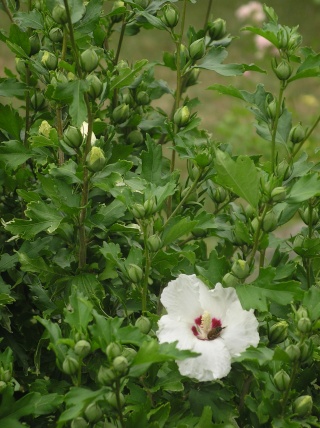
[161,4,179,28]
[64,125,83,149]
[299,207,319,225]
[71,417,89,428]
[245,204,255,219]
[41,51,58,70]
[267,99,281,121]
[262,210,278,233]
[275,159,293,180]
[80,48,99,73]
[175,44,190,69]
[195,149,212,168]
[127,264,143,283]
[135,316,152,334]
[48,27,63,43]
[299,339,313,363]
[0,381,7,392]
[131,203,146,219]
[113,355,129,375]
[285,344,301,361]
[289,123,305,144]
[106,391,125,409]
[207,18,227,40]
[111,1,125,23]
[106,342,122,361]
[272,58,292,81]
[136,90,150,106]
[271,186,286,202]
[274,369,290,391]
[1,370,11,383]
[293,395,313,417]
[74,340,91,358]
[86,147,106,172]
[122,92,134,106]
[31,92,45,110]
[184,68,200,88]
[39,120,52,137]
[277,27,289,50]
[189,38,206,60]
[128,130,144,146]
[84,402,103,423]
[231,259,250,279]
[15,58,26,76]
[295,306,309,321]
[97,366,116,385]
[112,104,130,124]
[52,3,68,24]
[122,347,137,364]
[268,321,288,344]
[147,234,162,252]
[29,33,40,55]
[212,186,228,204]
[62,356,79,375]
[144,198,157,216]
[174,105,190,127]
[297,317,312,334]
[86,74,103,99]
[222,272,239,287]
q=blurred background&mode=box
[1,0,320,158]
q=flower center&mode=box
[191,311,224,341]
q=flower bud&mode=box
[222,272,239,287]
[295,306,309,321]
[112,104,130,123]
[29,33,40,55]
[277,27,289,50]
[62,356,79,375]
[195,149,212,168]
[299,207,319,225]
[127,264,143,283]
[289,123,305,144]
[161,4,179,28]
[275,159,293,180]
[39,120,52,137]
[49,27,63,43]
[97,366,116,385]
[297,317,312,334]
[293,395,313,417]
[113,355,129,375]
[175,44,190,69]
[189,38,206,60]
[207,18,227,40]
[131,203,145,219]
[274,369,290,391]
[128,130,144,146]
[64,125,83,148]
[268,321,288,344]
[84,402,103,423]
[86,147,106,172]
[174,106,190,128]
[231,259,250,279]
[106,391,125,409]
[267,99,280,121]
[136,90,150,106]
[262,210,278,233]
[111,1,125,23]
[122,347,137,364]
[0,369,11,383]
[272,59,292,81]
[144,198,157,216]
[52,3,68,24]
[74,340,91,358]
[31,92,45,110]
[86,74,103,99]
[135,316,152,334]
[80,48,99,73]
[0,381,7,392]
[41,51,58,70]
[299,339,313,363]
[271,186,286,202]
[106,342,122,361]
[122,92,134,106]
[184,68,200,88]
[147,234,162,252]
[71,417,89,428]
[285,344,301,361]
[212,186,228,204]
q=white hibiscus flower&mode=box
[157,274,259,382]
[81,121,97,145]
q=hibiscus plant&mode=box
[0,0,320,426]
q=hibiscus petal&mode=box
[160,274,206,321]
[157,315,196,349]
[201,283,239,320]
[177,338,231,381]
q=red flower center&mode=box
[191,311,224,341]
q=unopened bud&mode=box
[143,198,157,216]
[113,355,129,375]
[122,347,137,364]
[97,366,116,385]
[71,417,89,428]
[41,51,58,70]
[49,27,63,43]
[277,27,289,50]
[293,395,313,417]
[271,186,286,202]
[86,147,106,172]
[29,33,40,55]
[222,272,239,287]
[289,123,305,144]
[147,234,162,252]
[189,38,206,60]
[111,1,125,23]
[268,321,288,344]
[52,3,68,24]
[131,203,145,219]
[80,48,99,73]
[267,99,281,120]
[86,74,103,99]
[274,369,290,391]
[299,207,319,225]
[299,339,313,363]
[174,105,190,127]
[285,344,301,361]
[135,316,152,334]
[62,356,79,375]
[297,317,312,334]
[262,210,278,233]
[39,120,52,137]
[84,402,103,423]
[112,104,130,123]
[64,125,83,148]
[161,4,179,28]
[184,68,200,88]
[275,159,293,180]
[231,259,250,279]
[74,340,91,358]
[207,18,227,40]
[128,130,144,146]
[31,92,45,110]
[272,58,292,81]
[106,342,122,361]
[136,90,150,106]
[295,306,309,321]
[127,264,143,283]
[106,391,125,409]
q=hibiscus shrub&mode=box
[0,1,320,427]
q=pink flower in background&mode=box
[254,34,278,58]
[157,274,259,381]
[235,1,266,23]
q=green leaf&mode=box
[14,9,44,29]
[110,59,148,91]
[0,140,32,168]
[18,253,65,283]
[214,149,260,208]
[0,253,18,272]
[141,136,162,184]
[8,24,30,56]
[242,25,279,48]
[136,11,167,30]
[237,268,303,311]
[5,201,64,239]
[53,80,89,127]
[196,249,229,285]
[64,288,93,332]
[89,311,123,349]
[195,406,215,428]
[71,274,105,302]
[148,403,170,428]
[287,174,320,203]
[90,199,126,230]
[303,285,320,321]
[0,78,27,97]
[233,345,274,365]
[162,216,198,246]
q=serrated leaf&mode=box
[110,59,148,91]
[162,216,198,246]
[64,288,93,331]
[0,78,27,97]
[0,140,32,167]
[0,253,18,272]
[90,199,126,230]
[18,253,65,282]
[287,174,320,203]
[214,149,260,208]
[141,137,162,184]
[8,24,30,55]
[14,9,44,30]
[196,249,229,285]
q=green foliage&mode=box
[0,1,320,427]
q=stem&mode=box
[1,0,14,22]
[247,204,269,266]
[24,64,31,147]
[270,82,285,173]
[114,16,127,65]
[204,0,213,27]
[141,222,151,313]
[63,0,83,78]
[115,379,125,428]
[56,107,65,165]
[281,361,299,416]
